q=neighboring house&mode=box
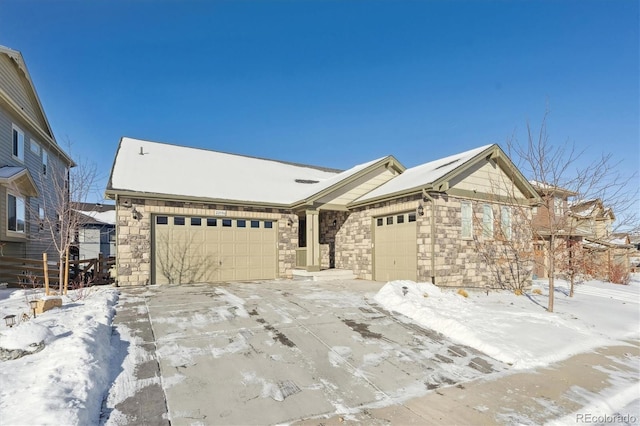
[529,181,579,279]
[0,46,74,259]
[72,202,116,260]
[106,138,541,287]
[569,199,614,240]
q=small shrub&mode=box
[514,288,523,296]
[457,289,468,298]
[609,263,631,285]
[423,293,429,298]
[532,288,543,295]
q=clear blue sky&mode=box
[1,0,638,205]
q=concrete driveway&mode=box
[110,279,504,425]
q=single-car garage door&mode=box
[153,215,277,284]
[374,212,417,282]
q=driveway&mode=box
[108,279,505,425]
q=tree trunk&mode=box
[547,235,555,312]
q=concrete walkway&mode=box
[298,341,640,425]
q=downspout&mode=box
[422,189,436,285]
[114,194,120,287]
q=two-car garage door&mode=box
[374,211,417,282]
[153,215,277,284]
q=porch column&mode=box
[305,210,321,272]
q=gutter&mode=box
[422,188,437,285]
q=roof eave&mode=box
[105,188,292,210]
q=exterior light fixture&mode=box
[3,315,16,327]
[29,300,38,318]
[132,208,141,220]
[332,219,337,227]
[417,203,425,216]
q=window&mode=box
[482,204,493,239]
[30,139,40,155]
[12,125,24,161]
[264,221,273,229]
[42,150,48,176]
[156,216,168,225]
[501,206,512,240]
[174,217,185,226]
[237,219,246,228]
[532,206,538,215]
[7,194,25,233]
[397,215,405,224]
[38,206,45,231]
[408,212,417,223]
[251,220,260,228]
[386,216,393,225]
[554,198,563,215]
[461,201,472,239]
[377,218,384,226]
[222,219,232,227]
[191,217,202,226]
[206,218,217,227]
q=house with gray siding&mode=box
[0,46,74,259]
[106,137,541,288]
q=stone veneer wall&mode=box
[331,193,533,288]
[115,197,298,286]
[425,194,534,288]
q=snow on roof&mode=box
[76,210,116,225]
[108,137,366,205]
[355,144,493,203]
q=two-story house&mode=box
[570,199,633,282]
[529,181,579,279]
[0,46,74,259]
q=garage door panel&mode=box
[153,215,277,284]
[374,213,417,282]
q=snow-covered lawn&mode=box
[0,275,638,424]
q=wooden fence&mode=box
[0,254,115,290]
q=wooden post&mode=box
[43,253,50,296]
[63,246,70,295]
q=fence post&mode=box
[98,252,104,284]
[43,252,50,296]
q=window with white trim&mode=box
[461,201,472,239]
[501,206,512,240]
[30,139,40,155]
[482,204,493,239]
[12,125,24,161]
[7,194,26,233]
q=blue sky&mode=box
[1,0,638,205]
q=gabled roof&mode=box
[351,144,540,206]
[529,180,578,197]
[106,139,540,209]
[569,199,615,221]
[0,166,39,197]
[106,137,348,206]
[0,45,74,166]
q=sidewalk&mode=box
[297,340,640,425]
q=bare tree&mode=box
[24,154,100,294]
[507,110,638,312]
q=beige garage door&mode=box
[153,215,277,284]
[374,212,417,282]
